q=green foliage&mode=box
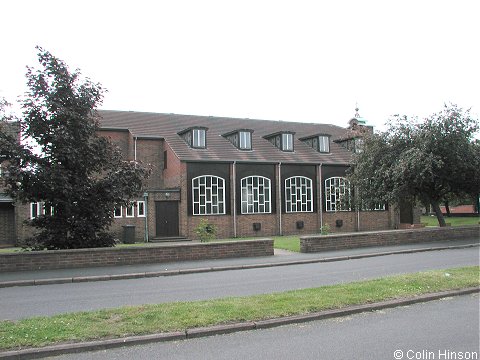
[0,47,150,249]
[349,104,480,227]
[273,236,300,252]
[320,223,331,235]
[194,219,218,242]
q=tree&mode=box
[348,104,480,227]
[0,47,150,249]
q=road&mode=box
[48,293,480,360]
[1,247,478,320]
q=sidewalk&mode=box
[1,238,478,287]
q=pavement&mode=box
[1,237,479,288]
[0,238,479,359]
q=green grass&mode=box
[273,236,300,252]
[421,215,480,227]
[1,266,478,351]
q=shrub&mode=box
[194,219,218,242]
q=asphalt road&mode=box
[48,293,480,360]
[1,247,478,320]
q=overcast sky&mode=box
[1,0,479,131]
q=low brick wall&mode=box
[0,239,274,272]
[300,226,480,253]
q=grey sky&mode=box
[1,0,479,130]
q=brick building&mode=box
[2,110,418,245]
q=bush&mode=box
[320,223,331,235]
[194,219,218,242]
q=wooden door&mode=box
[155,201,179,237]
[0,203,15,246]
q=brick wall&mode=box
[282,212,319,235]
[0,239,274,272]
[237,214,278,237]
[300,225,480,253]
[163,142,182,189]
[137,138,164,189]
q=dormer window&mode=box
[178,127,208,149]
[223,129,253,151]
[192,129,206,148]
[301,134,330,153]
[282,133,293,151]
[264,131,295,152]
[336,137,363,153]
[239,131,252,150]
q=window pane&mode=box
[282,133,293,151]
[318,136,330,152]
[285,176,313,213]
[192,129,206,148]
[239,131,251,150]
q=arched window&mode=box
[325,177,351,212]
[192,175,225,215]
[285,176,313,213]
[241,176,271,214]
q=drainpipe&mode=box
[143,191,149,242]
[134,136,138,165]
[318,163,323,230]
[355,185,360,232]
[278,162,282,236]
[232,161,237,238]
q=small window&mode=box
[30,202,53,219]
[163,151,168,169]
[114,206,123,218]
[301,134,330,153]
[192,129,206,148]
[179,127,208,149]
[282,133,293,151]
[318,135,330,153]
[137,201,146,217]
[30,202,39,219]
[239,131,252,150]
[126,204,134,218]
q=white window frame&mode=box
[192,175,226,215]
[192,129,206,148]
[30,202,53,219]
[285,176,313,213]
[239,131,252,150]
[126,204,134,218]
[241,176,271,214]
[318,135,330,153]
[282,133,293,151]
[137,201,146,217]
[114,206,123,218]
[325,177,351,212]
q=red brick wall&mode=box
[0,239,274,272]
[163,142,182,189]
[323,212,357,233]
[236,214,278,237]
[136,138,164,189]
[282,212,319,235]
[300,225,480,253]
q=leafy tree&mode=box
[0,47,150,249]
[349,104,480,227]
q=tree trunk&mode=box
[431,200,447,227]
[444,200,450,217]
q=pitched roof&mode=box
[98,110,353,165]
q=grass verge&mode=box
[1,266,478,351]
[421,215,479,227]
[273,236,300,252]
